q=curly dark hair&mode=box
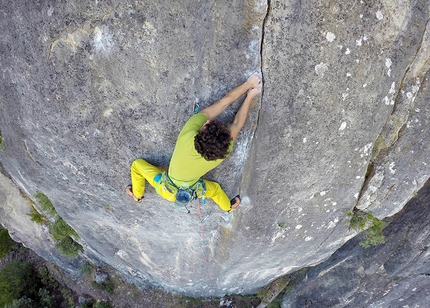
[194,119,232,161]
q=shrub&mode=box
[0,260,38,307]
[60,287,75,307]
[267,298,282,308]
[50,217,79,240]
[347,211,367,230]
[37,288,55,308]
[94,301,113,308]
[28,206,47,224]
[38,266,59,289]
[56,236,83,258]
[49,215,82,258]
[79,261,96,276]
[35,191,57,216]
[359,217,385,248]
[4,297,36,308]
[92,280,115,295]
[0,228,15,258]
[347,211,385,248]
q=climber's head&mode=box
[194,119,232,161]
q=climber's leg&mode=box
[203,180,238,212]
[128,158,162,200]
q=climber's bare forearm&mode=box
[200,82,251,120]
[229,82,262,140]
[200,73,261,120]
[230,97,253,140]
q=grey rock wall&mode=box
[1,0,429,297]
[281,177,430,308]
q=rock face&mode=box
[281,177,430,308]
[0,0,430,297]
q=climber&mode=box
[126,72,262,212]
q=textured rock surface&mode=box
[281,177,430,308]
[1,0,430,297]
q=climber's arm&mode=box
[229,82,262,141]
[200,73,261,120]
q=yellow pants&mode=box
[130,158,231,211]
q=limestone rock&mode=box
[0,0,429,297]
[78,294,93,305]
[94,268,108,284]
[281,177,430,308]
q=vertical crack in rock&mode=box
[355,20,430,211]
[373,20,429,160]
[255,0,270,131]
[238,0,270,194]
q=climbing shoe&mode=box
[125,185,144,202]
[228,195,241,212]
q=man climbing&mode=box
[126,72,262,212]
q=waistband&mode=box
[166,172,200,188]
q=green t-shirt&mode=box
[168,113,233,183]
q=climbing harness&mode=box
[156,170,211,274]
[155,172,206,213]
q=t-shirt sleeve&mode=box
[178,113,208,138]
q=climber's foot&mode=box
[126,185,143,202]
[229,195,241,212]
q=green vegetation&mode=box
[0,228,16,258]
[0,130,6,153]
[257,268,308,308]
[50,217,79,240]
[35,191,57,216]
[92,279,115,295]
[4,296,34,308]
[50,217,82,258]
[28,206,48,224]
[284,268,307,293]
[0,259,80,308]
[32,191,83,258]
[79,261,97,275]
[347,210,386,248]
[38,266,59,289]
[0,260,38,307]
[60,287,75,307]
[56,236,83,258]
[257,276,289,308]
[20,190,48,225]
[81,300,113,308]
[81,263,115,295]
